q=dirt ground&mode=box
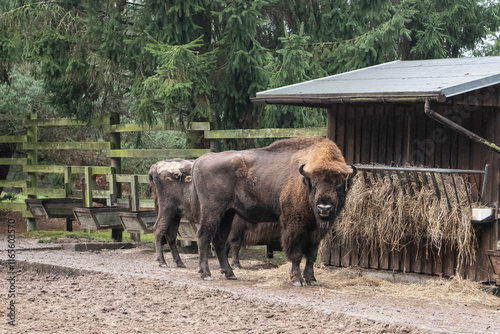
[1,214,500,334]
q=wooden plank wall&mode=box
[324,90,500,282]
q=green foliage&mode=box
[1,0,500,134]
[133,37,217,126]
[260,24,325,130]
[0,192,17,201]
[215,0,272,129]
[0,67,50,135]
[310,1,416,74]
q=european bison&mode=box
[149,159,194,268]
[149,159,281,269]
[192,137,356,286]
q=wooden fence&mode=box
[0,112,325,226]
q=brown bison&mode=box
[149,159,194,268]
[192,137,356,286]
[149,159,281,269]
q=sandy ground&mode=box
[0,233,499,334]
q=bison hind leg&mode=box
[155,234,168,268]
[166,218,186,268]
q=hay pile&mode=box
[335,168,478,269]
[237,261,499,307]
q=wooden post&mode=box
[210,139,220,152]
[130,175,140,242]
[26,111,38,232]
[64,166,73,231]
[64,166,72,196]
[84,166,93,208]
[107,170,116,206]
[110,112,121,202]
[327,107,336,141]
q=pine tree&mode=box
[214,0,272,130]
[260,24,324,129]
[133,37,217,126]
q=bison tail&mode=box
[148,169,161,212]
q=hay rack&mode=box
[353,164,494,224]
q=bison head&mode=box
[299,163,356,220]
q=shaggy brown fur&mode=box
[192,137,355,286]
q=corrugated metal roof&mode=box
[253,57,500,105]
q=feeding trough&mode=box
[118,210,157,234]
[25,198,83,219]
[177,219,199,243]
[471,207,496,224]
[73,206,129,241]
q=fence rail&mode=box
[1,115,326,223]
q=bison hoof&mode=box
[158,263,168,268]
[226,274,237,280]
[176,262,186,268]
[293,281,304,287]
[232,263,243,269]
[306,280,318,286]
[202,276,213,281]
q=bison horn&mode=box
[299,164,311,179]
[348,164,357,180]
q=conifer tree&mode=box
[214,0,271,130]
[260,24,324,129]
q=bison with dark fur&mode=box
[149,159,195,268]
[192,137,355,286]
[149,159,281,269]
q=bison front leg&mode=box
[303,242,320,285]
[289,253,304,286]
[281,224,306,286]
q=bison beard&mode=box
[192,136,355,286]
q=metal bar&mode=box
[411,171,423,192]
[450,174,463,208]
[425,99,500,155]
[481,164,489,200]
[353,165,485,175]
[439,174,452,210]
[430,173,441,200]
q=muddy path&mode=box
[1,236,499,334]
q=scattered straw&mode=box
[235,261,499,308]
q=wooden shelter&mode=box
[253,57,500,282]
